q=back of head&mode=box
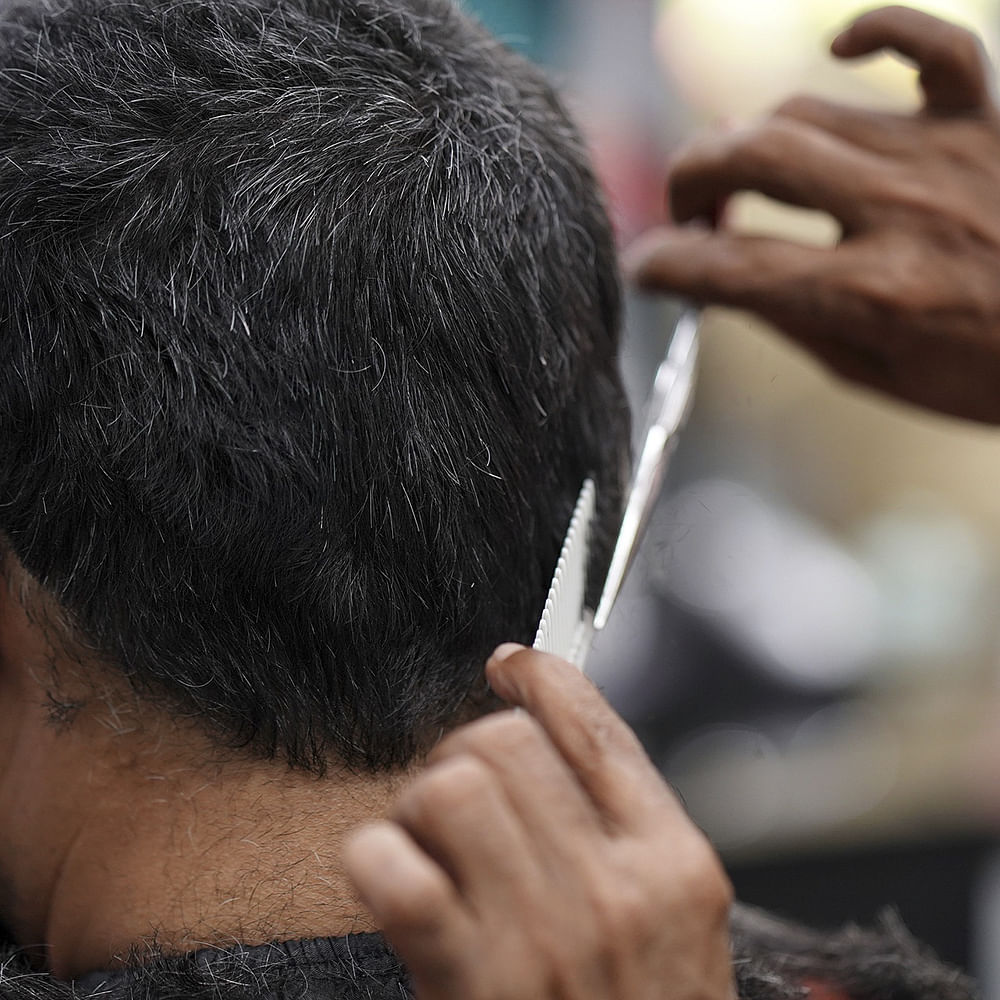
[0,0,628,771]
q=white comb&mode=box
[532,478,596,669]
[533,309,701,673]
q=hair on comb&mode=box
[532,478,596,669]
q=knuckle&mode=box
[670,125,724,170]
[773,94,825,122]
[870,169,922,208]
[948,28,985,71]
[576,853,654,935]
[458,709,546,756]
[737,118,801,173]
[394,755,494,824]
[430,718,483,762]
[601,878,654,936]
[862,5,911,35]
[574,716,646,780]
[379,875,452,932]
[932,121,997,169]
[678,841,734,918]
[580,872,662,975]
[480,933,558,998]
[670,125,742,185]
[838,238,926,312]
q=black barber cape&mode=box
[0,907,979,999]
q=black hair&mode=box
[0,0,628,770]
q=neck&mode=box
[1,703,411,981]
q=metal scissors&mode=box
[533,308,701,667]
[593,307,701,633]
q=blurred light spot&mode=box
[667,727,784,849]
[786,702,899,828]
[857,498,994,664]
[652,479,881,689]
[667,705,899,849]
[656,0,1000,117]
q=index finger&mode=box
[832,5,996,116]
[485,644,676,830]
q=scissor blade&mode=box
[592,310,700,632]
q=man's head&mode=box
[0,0,628,773]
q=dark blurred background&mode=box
[465,0,1000,992]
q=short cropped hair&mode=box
[0,0,628,770]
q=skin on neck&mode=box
[0,557,414,981]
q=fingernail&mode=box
[489,642,526,664]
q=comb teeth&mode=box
[533,478,596,669]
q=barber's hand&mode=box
[630,5,1000,424]
[344,645,734,1000]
